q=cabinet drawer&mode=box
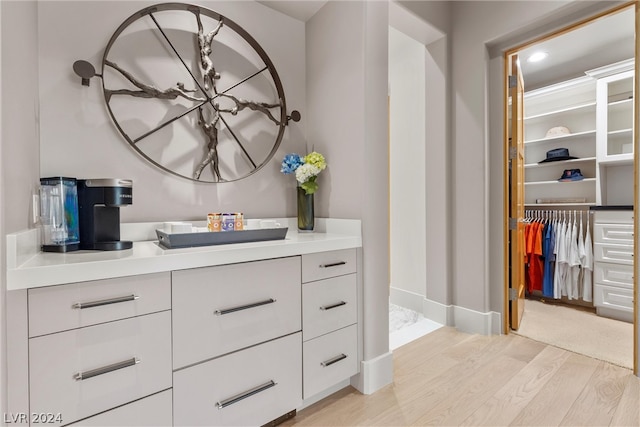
[303,324,358,399]
[594,262,634,289]
[67,390,172,426]
[302,249,357,283]
[303,274,357,341]
[29,311,172,426]
[594,284,634,313]
[28,272,171,337]
[594,242,633,265]
[594,223,634,245]
[594,210,633,224]
[174,332,302,427]
[172,257,301,369]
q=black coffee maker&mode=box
[77,179,133,250]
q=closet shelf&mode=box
[525,130,595,145]
[608,128,632,136]
[598,156,633,166]
[524,101,596,121]
[525,178,596,186]
[608,97,633,108]
[525,202,596,207]
[524,157,596,169]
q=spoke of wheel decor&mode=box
[217,66,268,96]
[218,113,257,169]
[148,11,211,100]
[132,102,207,144]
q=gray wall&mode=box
[307,0,390,361]
[37,0,307,223]
[1,0,41,415]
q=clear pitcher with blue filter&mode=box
[39,177,80,252]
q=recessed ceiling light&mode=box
[527,52,548,63]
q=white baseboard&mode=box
[394,296,501,336]
[453,305,502,335]
[389,286,423,313]
[422,298,501,335]
[351,351,393,395]
[423,298,454,326]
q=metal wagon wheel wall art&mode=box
[73,2,300,183]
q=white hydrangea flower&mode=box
[295,163,321,184]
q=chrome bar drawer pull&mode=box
[319,261,347,268]
[321,353,347,367]
[72,294,140,309]
[214,298,276,316]
[320,301,347,311]
[215,380,277,410]
[74,357,140,381]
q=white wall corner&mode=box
[453,305,502,336]
[423,298,454,326]
[351,351,393,395]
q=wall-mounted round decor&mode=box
[98,2,298,182]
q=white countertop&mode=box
[6,218,362,290]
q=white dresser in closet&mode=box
[593,209,634,322]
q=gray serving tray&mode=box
[156,228,288,249]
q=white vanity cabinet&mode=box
[171,257,301,369]
[172,256,303,426]
[593,210,634,322]
[6,219,363,427]
[27,273,173,427]
[301,249,359,399]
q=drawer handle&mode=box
[215,380,277,410]
[320,301,347,311]
[214,298,276,316]
[320,261,347,268]
[73,357,140,381]
[321,353,347,367]
[72,294,140,309]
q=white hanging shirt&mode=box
[582,221,594,302]
[568,219,581,300]
[577,218,586,300]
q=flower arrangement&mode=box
[281,151,327,195]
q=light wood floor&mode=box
[284,327,640,426]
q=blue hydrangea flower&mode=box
[281,153,304,174]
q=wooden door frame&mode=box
[502,1,638,375]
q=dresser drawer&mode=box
[172,257,301,369]
[303,324,358,399]
[594,243,634,265]
[594,262,634,290]
[302,249,357,283]
[594,284,634,313]
[29,311,172,426]
[28,272,171,337]
[594,210,633,224]
[303,274,357,341]
[67,390,172,426]
[174,332,302,427]
[594,223,634,245]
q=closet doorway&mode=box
[504,3,638,373]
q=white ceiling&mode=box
[257,1,328,22]
[519,7,634,90]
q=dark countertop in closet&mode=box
[589,205,633,211]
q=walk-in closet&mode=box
[510,5,635,369]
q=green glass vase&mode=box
[297,186,314,232]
